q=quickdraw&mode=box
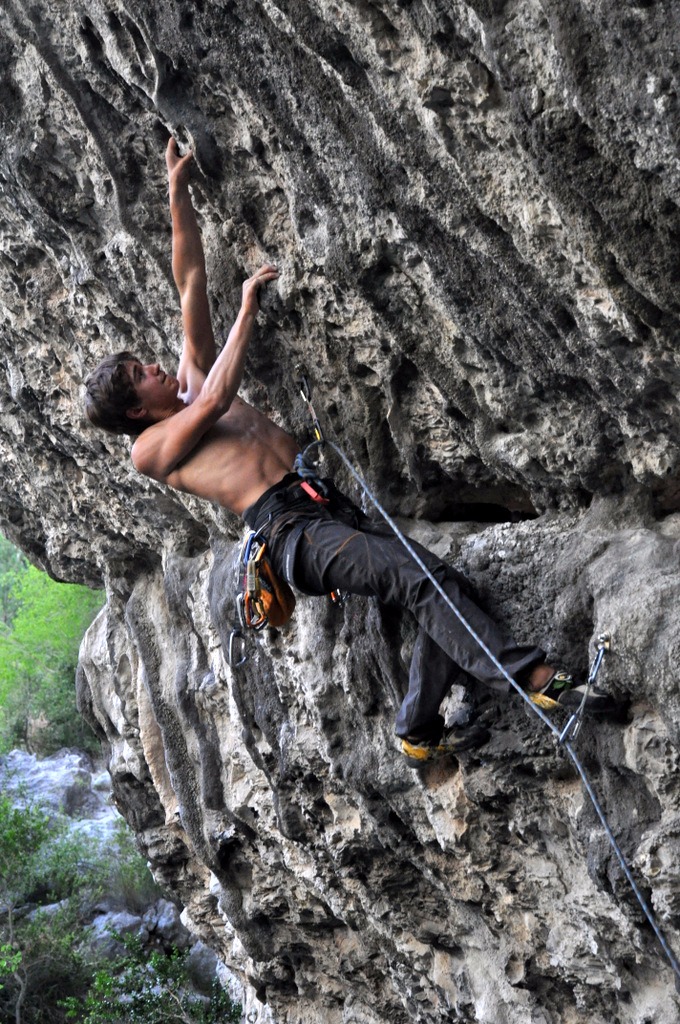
[235,531,296,632]
[298,372,324,444]
[559,633,610,743]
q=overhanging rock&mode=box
[1,1,680,1021]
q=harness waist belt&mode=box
[242,473,300,529]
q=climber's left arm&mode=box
[166,138,216,404]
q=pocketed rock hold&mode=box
[1,2,680,1023]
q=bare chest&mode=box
[165,400,298,510]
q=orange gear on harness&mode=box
[236,531,296,632]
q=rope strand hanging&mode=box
[299,434,680,991]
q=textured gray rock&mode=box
[88,909,147,957]
[1,748,240,995]
[1,1,680,1022]
[77,500,680,1024]
[0,748,119,841]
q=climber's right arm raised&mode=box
[165,138,216,402]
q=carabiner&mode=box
[297,374,325,443]
[559,633,611,743]
[228,628,247,669]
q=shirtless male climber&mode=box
[85,139,612,767]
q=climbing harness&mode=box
[226,375,346,668]
[293,452,330,502]
[226,474,339,670]
[227,531,296,668]
[296,431,680,991]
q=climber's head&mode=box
[84,351,150,436]
[85,353,183,436]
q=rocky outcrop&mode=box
[0,749,240,1003]
[1,748,118,840]
[1,1,679,1022]
[77,499,680,1024]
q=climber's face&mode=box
[125,360,181,423]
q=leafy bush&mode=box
[0,943,22,989]
[0,792,102,1023]
[0,795,239,1024]
[63,934,241,1024]
[0,535,104,754]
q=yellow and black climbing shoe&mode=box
[401,723,490,768]
[529,669,574,710]
[529,670,615,714]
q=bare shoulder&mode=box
[129,394,222,483]
[130,424,163,479]
[130,416,180,480]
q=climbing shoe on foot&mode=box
[529,670,614,714]
[401,723,490,768]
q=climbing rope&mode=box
[299,436,680,990]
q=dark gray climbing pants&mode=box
[243,474,544,743]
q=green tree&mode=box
[63,935,241,1024]
[0,792,97,1023]
[0,536,28,627]
[0,540,104,753]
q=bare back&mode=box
[162,397,299,516]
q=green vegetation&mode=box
[0,796,240,1024]
[0,791,101,1023]
[0,534,104,754]
[0,535,240,1023]
[63,934,241,1024]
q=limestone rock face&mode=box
[1,1,680,1022]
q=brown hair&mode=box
[84,351,149,436]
